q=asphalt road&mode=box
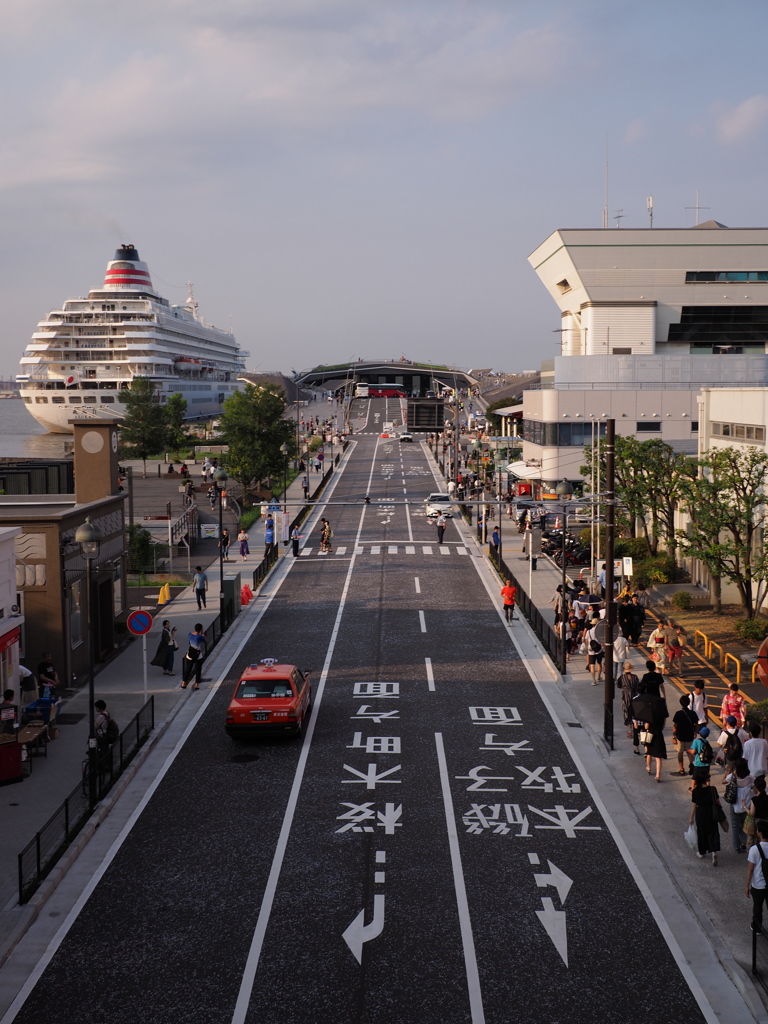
[4,399,706,1024]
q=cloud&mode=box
[623,118,647,145]
[713,95,768,143]
[0,1,568,190]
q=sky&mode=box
[2,0,768,380]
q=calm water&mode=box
[0,398,73,459]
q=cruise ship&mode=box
[17,244,247,433]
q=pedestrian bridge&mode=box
[294,359,477,394]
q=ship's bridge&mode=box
[294,359,477,395]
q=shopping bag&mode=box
[684,824,698,851]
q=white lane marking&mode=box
[414,577,421,594]
[336,546,348,555]
[300,547,313,556]
[435,733,485,1023]
[406,545,415,554]
[403,487,407,494]
[425,657,435,691]
[422,546,433,555]
[231,437,382,1023]
[457,547,468,555]
[371,545,381,554]
[440,546,451,555]
[418,610,427,633]
[388,545,398,554]
[342,894,386,964]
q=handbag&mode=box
[639,728,654,745]
[712,790,729,830]
[684,824,698,851]
[745,813,756,836]
[724,776,739,804]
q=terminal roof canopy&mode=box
[294,359,478,391]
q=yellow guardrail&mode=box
[723,653,741,686]
[693,629,708,651]
[709,640,724,668]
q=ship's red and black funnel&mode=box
[102,244,155,292]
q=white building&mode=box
[520,222,768,493]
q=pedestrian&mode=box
[724,758,754,853]
[264,515,275,559]
[717,715,750,772]
[689,774,722,865]
[689,725,715,780]
[192,565,208,609]
[18,664,37,703]
[721,683,747,729]
[315,458,321,473]
[490,526,500,558]
[208,485,217,511]
[671,695,698,775]
[436,512,447,545]
[319,517,332,554]
[632,681,668,782]
[500,579,516,623]
[93,699,119,750]
[746,819,768,927]
[291,525,300,557]
[744,723,768,779]
[667,625,687,672]
[617,661,639,741]
[691,679,708,727]
[37,652,61,696]
[302,474,310,500]
[586,623,604,685]
[746,777,768,850]
[238,527,250,561]
[220,528,231,562]
[612,631,631,669]
[640,659,665,699]
[150,619,177,676]
[647,623,668,672]
[181,623,208,690]
[626,595,646,645]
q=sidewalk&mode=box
[426,456,768,1017]
[0,458,319,946]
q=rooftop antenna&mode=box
[685,189,709,226]
[647,195,653,228]
[602,138,609,228]
[614,208,624,228]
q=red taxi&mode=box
[225,660,312,738]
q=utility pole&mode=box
[603,418,615,751]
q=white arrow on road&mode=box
[342,894,385,964]
[535,897,568,967]
[534,860,573,904]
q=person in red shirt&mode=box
[721,683,747,728]
[501,580,517,623]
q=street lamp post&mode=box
[280,442,290,546]
[75,516,103,810]
[214,469,228,623]
[555,479,571,676]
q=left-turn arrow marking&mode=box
[342,894,385,964]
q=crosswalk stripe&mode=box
[300,547,313,556]
[388,546,398,554]
[355,546,364,554]
[405,545,415,554]
[422,546,433,555]
[336,546,347,555]
[457,547,468,555]
[371,546,381,554]
[439,546,451,555]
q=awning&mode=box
[505,461,541,480]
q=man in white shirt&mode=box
[612,632,631,666]
[746,820,768,932]
[744,724,768,778]
[690,680,708,727]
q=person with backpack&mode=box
[94,700,119,751]
[181,624,208,691]
[672,695,698,775]
[745,818,768,930]
[718,715,750,772]
[689,725,715,781]
[585,623,604,685]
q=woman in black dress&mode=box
[618,660,639,741]
[689,775,722,865]
[632,684,668,781]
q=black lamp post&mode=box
[280,443,290,546]
[75,516,103,809]
[214,469,228,622]
[555,479,571,676]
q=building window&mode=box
[711,421,765,443]
[52,396,65,404]
[70,580,83,648]
[69,396,81,404]
[556,279,571,294]
[35,396,48,404]
[636,422,662,432]
[686,271,768,283]
[612,348,632,355]
[691,421,699,432]
[83,396,97,404]
[100,395,115,403]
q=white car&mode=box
[425,493,453,518]
[398,432,413,443]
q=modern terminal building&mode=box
[520,222,768,492]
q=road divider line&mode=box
[435,733,485,1023]
[418,610,426,633]
[414,577,421,594]
[425,657,435,691]
[231,437,381,1024]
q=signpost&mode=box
[127,610,153,702]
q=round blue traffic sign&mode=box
[127,610,154,636]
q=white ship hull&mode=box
[18,245,247,435]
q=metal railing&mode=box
[488,548,562,668]
[18,696,155,905]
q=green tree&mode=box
[677,446,768,618]
[166,392,191,453]
[581,436,695,557]
[219,383,295,499]
[118,378,171,477]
